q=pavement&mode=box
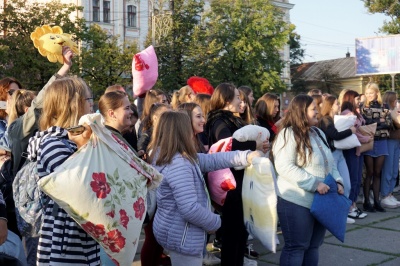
[132,193,400,266]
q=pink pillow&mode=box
[207,138,236,206]
[132,46,158,97]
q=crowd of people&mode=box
[0,46,399,266]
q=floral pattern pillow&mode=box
[38,114,162,266]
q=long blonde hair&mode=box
[148,111,198,165]
[40,77,90,130]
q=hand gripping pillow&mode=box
[132,46,158,97]
[207,138,235,206]
[242,157,278,252]
[333,115,361,150]
[38,114,162,266]
[311,174,352,242]
[233,125,270,169]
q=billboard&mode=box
[356,35,400,75]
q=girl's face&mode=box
[272,100,280,117]
[331,99,340,115]
[239,100,247,114]
[248,92,255,106]
[354,96,360,107]
[365,88,378,102]
[191,106,205,134]
[225,89,241,113]
[307,101,318,126]
[84,90,94,114]
[157,94,168,104]
[112,97,133,132]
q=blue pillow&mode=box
[310,174,352,242]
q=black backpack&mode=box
[0,156,15,211]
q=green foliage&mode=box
[154,0,293,95]
[0,0,85,90]
[79,24,138,98]
[363,0,400,34]
[289,30,305,65]
[194,0,293,94]
[154,0,204,91]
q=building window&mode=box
[127,5,137,28]
[93,0,100,22]
[103,1,110,23]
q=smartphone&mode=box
[0,101,7,110]
[66,125,85,136]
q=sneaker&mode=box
[348,208,367,219]
[389,195,400,206]
[212,238,222,250]
[393,185,400,193]
[243,256,258,266]
[381,196,398,209]
[346,217,355,224]
[203,252,220,266]
[245,243,259,259]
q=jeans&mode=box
[381,139,400,197]
[100,246,114,266]
[168,250,203,266]
[343,148,364,203]
[277,197,326,266]
[332,150,351,198]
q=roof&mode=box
[291,57,356,81]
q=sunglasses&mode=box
[66,125,86,136]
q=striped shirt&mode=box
[34,131,100,265]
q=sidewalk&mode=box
[132,201,400,266]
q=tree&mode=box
[317,63,341,94]
[289,31,305,65]
[363,0,400,34]
[154,0,205,91]
[187,0,294,95]
[79,24,138,98]
[0,0,85,89]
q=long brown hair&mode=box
[142,89,169,119]
[274,94,314,167]
[254,93,279,123]
[210,83,236,112]
[319,95,337,117]
[148,111,198,165]
[341,90,360,118]
[239,90,256,124]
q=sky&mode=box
[290,0,389,63]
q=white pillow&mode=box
[233,125,270,142]
[232,125,270,169]
[243,157,278,252]
[38,114,162,266]
[333,115,361,150]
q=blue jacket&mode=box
[152,150,249,256]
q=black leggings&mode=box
[363,155,385,202]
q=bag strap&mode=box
[312,127,329,149]
[310,127,329,177]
